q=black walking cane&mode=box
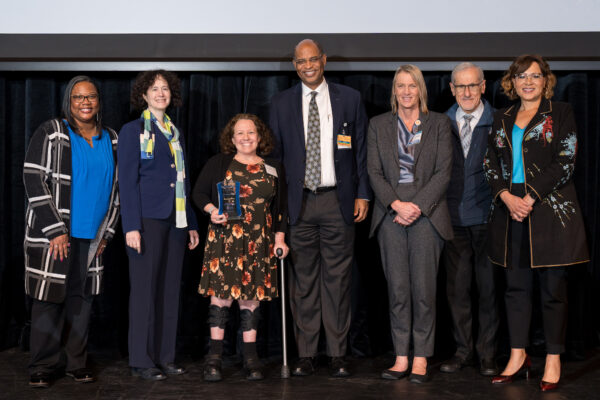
[277,248,290,378]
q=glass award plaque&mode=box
[217,179,242,220]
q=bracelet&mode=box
[206,206,216,215]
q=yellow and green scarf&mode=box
[141,109,187,228]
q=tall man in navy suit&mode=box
[269,39,370,377]
[440,62,499,376]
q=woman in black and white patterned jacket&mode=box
[23,75,119,388]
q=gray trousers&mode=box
[289,190,355,357]
[377,215,443,357]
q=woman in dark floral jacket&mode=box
[484,54,588,391]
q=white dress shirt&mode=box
[455,100,485,132]
[301,79,336,187]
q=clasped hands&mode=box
[500,191,536,222]
[389,200,421,226]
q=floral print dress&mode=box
[199,159,278,300]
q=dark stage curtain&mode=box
[1,70,599,361]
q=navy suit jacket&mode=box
[445,99,494,227]
[269,81,371,225]
[118,117,198,233]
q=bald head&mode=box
[293,39,325,60]
[292,38,327,90]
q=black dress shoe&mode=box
[66,368,96,383]
[409,371,430,384]
[479,358,499,376]
[203,355,222,382]
[330,357,351,378]
[244,357,265,381]
[292,357,315,376]
[440,355,473,373]
[381,368,409,380]
[159,363,186,375]
[131,367,167,381]
[29,372,50,388]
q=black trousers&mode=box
[127,216,186,368]
[289,190,355,358]
[505,184,568,354]
[29,238,93,374]
[443,223,498,360]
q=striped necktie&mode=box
[460,114,474,158]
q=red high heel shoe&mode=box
[491,356,531,384]
[540,380,559,391]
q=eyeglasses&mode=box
[514,73,544,81]
[71,94,99,103]
[294,55,322,66]
[452,82,483,92]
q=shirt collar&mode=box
[301,79,328,97]
[456,100,484,122]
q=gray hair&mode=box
[451,62,484,83]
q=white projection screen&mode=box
[1,0,599,70]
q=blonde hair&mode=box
[390,64,429,114]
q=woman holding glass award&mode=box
[193,113,288,382]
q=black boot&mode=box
[240,308,263,381]
[204,305,229,382]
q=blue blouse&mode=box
[511,125,525,184]
[67,123,114,239]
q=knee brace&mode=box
[208,305,230,329]
[239,308,260,332]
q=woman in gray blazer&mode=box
[368,65,453,383]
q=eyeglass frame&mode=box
[293,54,323,66]
[513,73,545,81]
[71,94,99,103]
[451,81,484,92]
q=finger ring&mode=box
[54,245,58,248]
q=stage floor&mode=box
[2,348,599,399]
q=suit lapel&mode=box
[384,114,401,169]
[413,111,429,165]
[523,98,552,139]
[329,83,341,151]
[501,104,517,152]
[292,84,306,155]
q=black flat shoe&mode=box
[381,368,409,380]
[29,372,50,388]
[159,363,186,375]
[292,357,316,376]
[330,357,351,378]
[131,367,167,381]
[244,357,264,381]
[203,355,222,382]
[66,368,96,383]
[409,371,430,384]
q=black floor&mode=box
[2,348,600,399]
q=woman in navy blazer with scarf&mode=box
[118,70,199,381]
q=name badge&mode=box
[337,134,352,149]
[408,133,422,146]
[264,164,278,177]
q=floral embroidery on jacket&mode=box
[494,127,506,148]
[559,132,577,159]
[542,191,575,228]
[525,115,553,145]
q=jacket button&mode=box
[171,163,175,168]
[523,148,528,153]
[170,183,175,188]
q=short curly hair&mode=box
[130,69,182,111]
[501,54,556,100]
[219,113,274,155]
